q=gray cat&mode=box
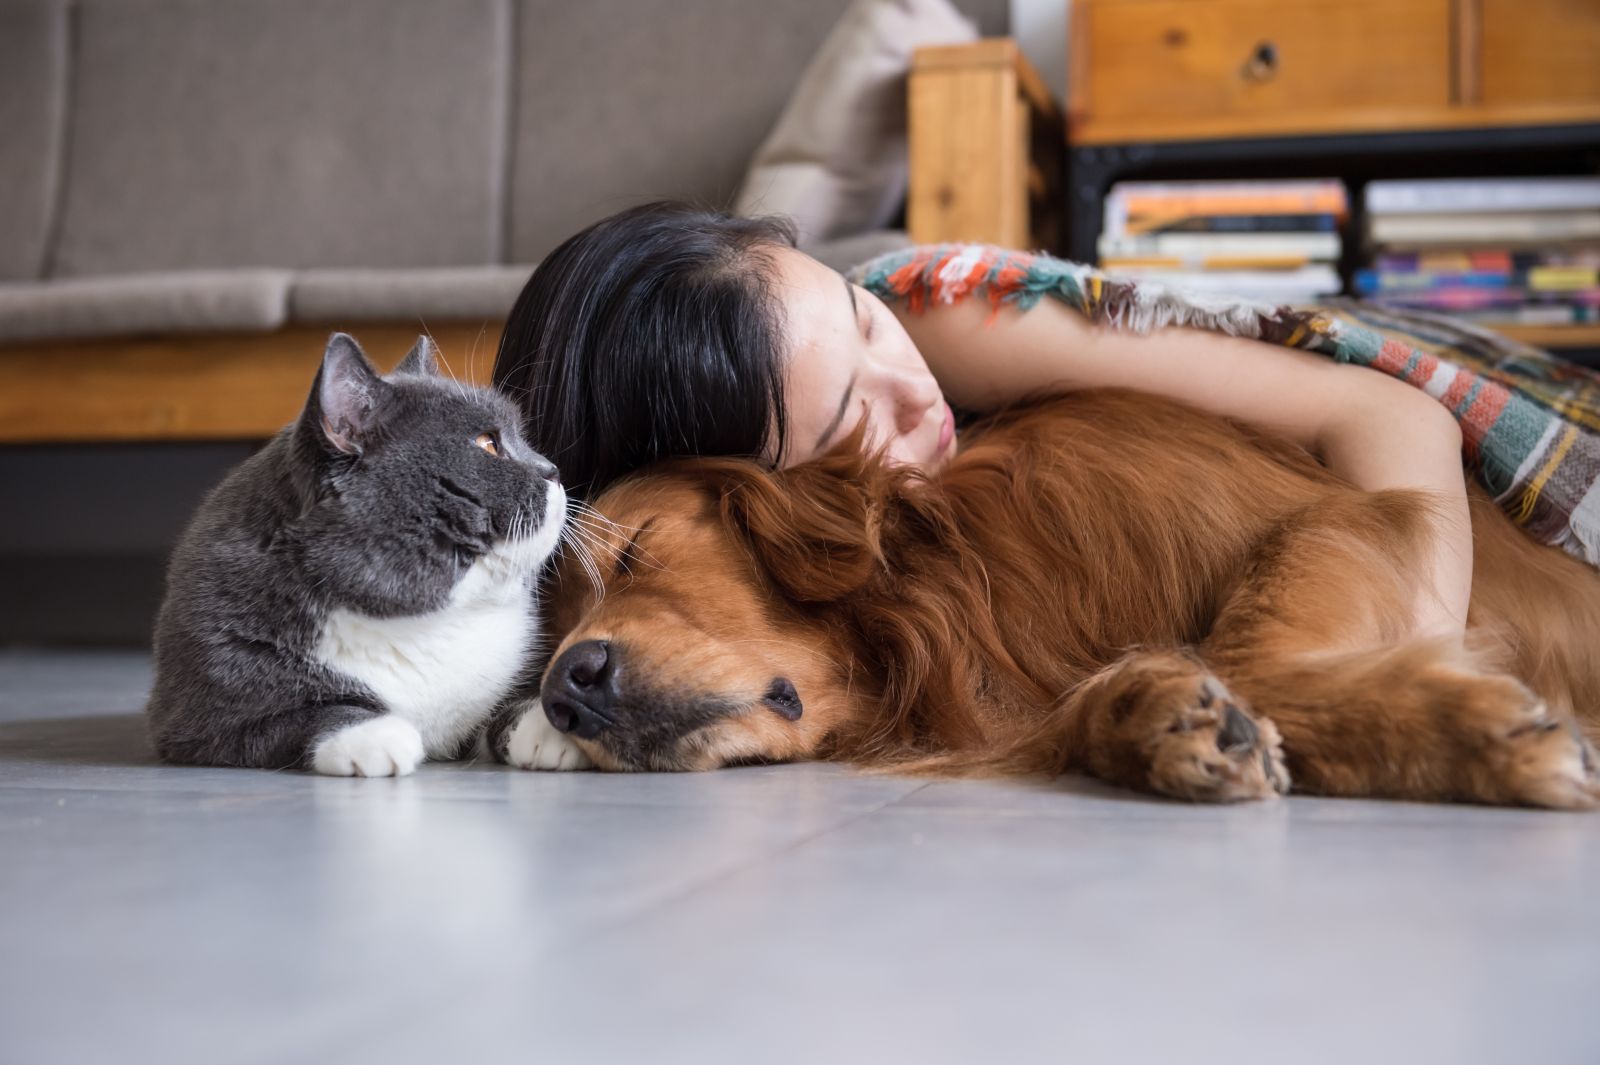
[146,332,568,776]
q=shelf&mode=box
[1494,324,1600,349]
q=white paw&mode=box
[506,701,593,771]
[312,716,425,777]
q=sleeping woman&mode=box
[492,200,1471,645]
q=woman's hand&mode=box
[893,296,1472,639]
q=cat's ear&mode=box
[394,335,438,377]
[312,333,388,455]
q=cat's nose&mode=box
[542,639,617,738]
[531,457,559,482]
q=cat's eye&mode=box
[474,431,500,457]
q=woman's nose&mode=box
[892,373,941,435]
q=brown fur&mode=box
[545,391,1600,808]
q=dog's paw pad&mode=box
[312,716,425,777]
[506,701,593,771]
[1149,680,1289,803]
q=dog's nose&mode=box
[543,639,617,738]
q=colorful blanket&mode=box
[851,244,1600,567]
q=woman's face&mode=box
[770,245,957,472]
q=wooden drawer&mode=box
[1480,0,1600,106]
[1074,0,1452,139]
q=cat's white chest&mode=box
[313,557,535,755]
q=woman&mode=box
[493,201,1470,639]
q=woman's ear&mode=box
[720,461,883,603]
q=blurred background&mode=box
[1,0,1597,647]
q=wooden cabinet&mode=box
[1069,0,1600,144]
[1078,0,1452,135]
[1479,0,1600,106]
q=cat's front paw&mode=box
[506,701,593,771]
[312,716,425,777]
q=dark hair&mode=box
[493,201,798,499]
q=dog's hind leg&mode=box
[1462,488,1600,741]
[1202,493,1600,809]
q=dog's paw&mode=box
[1143,676,1290,803]
[1468,680,1600,810]
[1078,654,1289,803]
[506,701,593,771]
[312,716,425,777]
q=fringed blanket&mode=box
[851,244,1600,567]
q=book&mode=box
[1102,264,1341,303]
[1126,213,1339,236]
[1099,231,1341,261]
[1102,254,1321,271]
[1365,177,1600,215]
[1104,180,1347,238]
[1375,250,1523,274]
[1354,270,1514,295]
[1367,211,1600,246]
[1372,249,1600,274]
[1528,266,1600,292]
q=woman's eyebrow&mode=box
[814,371,858,455]
[842,272,861,327]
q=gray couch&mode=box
[0,0,1005,345]
[0,0,1006,644]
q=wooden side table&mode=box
[907,39,1064,253]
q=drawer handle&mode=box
[1241,41,1278,82]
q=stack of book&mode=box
[1097,179,1347,304]
[1358,178,1600,326]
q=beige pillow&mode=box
[734,0,977,247]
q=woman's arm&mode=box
[894,296,1472,639]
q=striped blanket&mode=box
[851,244,1600,567]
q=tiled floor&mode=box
[3,648,1598,1065]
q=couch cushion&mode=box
[508,0,855,263]
[0,0,68,280]
[0,272,291,344]
[52,0,511,277]
[735,0,977,247]
[507,0,1007,264]
[289,266,535,324]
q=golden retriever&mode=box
[532,391,1600,808]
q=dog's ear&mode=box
[720,461,883,603]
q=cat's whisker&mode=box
[571,500,642,532]
[561,531,606,602]
[564,520,612,565]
